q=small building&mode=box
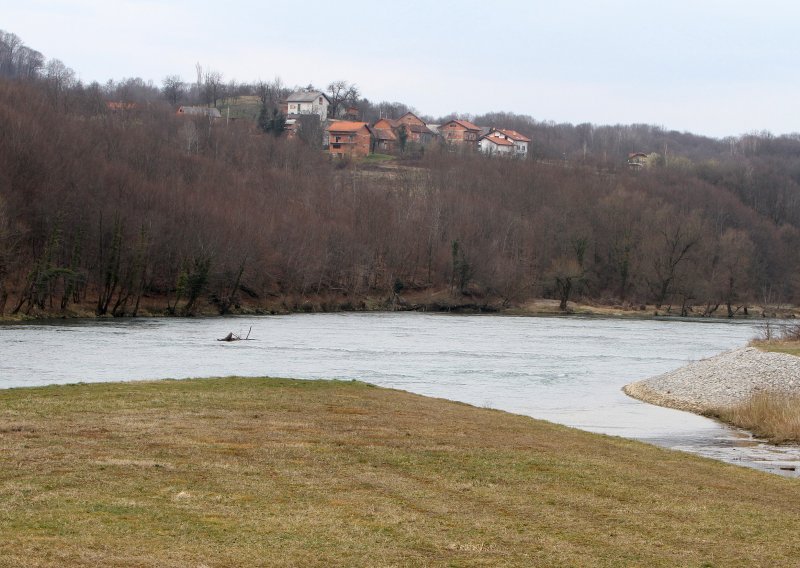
[285,90,330,121]
[327,121,372,158]
[177,106,222,119]
[372,113,437,151]
[396,112,436,145]
[478,134,515,156]
[371,127,398,153]
[484,128,531,157]
[627,152,648,170]
[438,119,482,149]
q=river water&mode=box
[1,313,798,477]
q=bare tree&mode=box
[326,80,360,119]
[203,69,224,107]
[162,75,185,106]
[256,76,287,108]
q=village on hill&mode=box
[174,87,532,160]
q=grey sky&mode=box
[5,0,799,138]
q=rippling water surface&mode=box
[1,313,798,476]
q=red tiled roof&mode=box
[492,128,531,142]
[406,124,433,135]
[373,118,400,129]
[455,119,481,131]
[443,119,482,132]
[397,112,426,126]
[328,121,369,133]
[372,128,397,141]
[482,135,514,146]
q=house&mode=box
[438,119,482,149]
[484,128,531,157]
[371,112,437,152]
[395,112,437,146]
[177,106,222,119]
[627,152,648,170]
[371,126,398,153]
[327,121,372,158]
[285,90,330,121]
[478,134,515,156]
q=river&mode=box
[1,313,798,477]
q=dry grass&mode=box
[754,339,800,357]
[2,378,800,567]
[709,391,800,444]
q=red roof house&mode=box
[327,121,372,158]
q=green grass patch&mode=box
[1,377,799,566]
[361,153,395,163]
[217,95,261,120]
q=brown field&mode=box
[1,378,800,567]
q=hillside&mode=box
[2,30,800,318]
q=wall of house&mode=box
[441,123,465,142]
[328,128,371,158]
[287,97,328,121]
[479,139,513,155]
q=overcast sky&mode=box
[5,0,799,138]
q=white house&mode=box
[285,90,330,121]
[484,128,531,157]
[478,134,515,156]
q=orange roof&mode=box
[444,119,482,132]
[482,135,514,146]
[327,121,369,133]
[492,128,531,142]
[397,112,426,126]
[372,128,397,141]
[373,118,399,129]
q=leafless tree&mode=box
[326,80,360,119]
[162,75,185,106]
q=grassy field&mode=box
[2,378,799,567]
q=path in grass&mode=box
[2,378,799,567]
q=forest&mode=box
[2,30,800,318]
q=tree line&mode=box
[1,31,799,317]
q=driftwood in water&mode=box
[217,326,253,342]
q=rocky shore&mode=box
[623,346,800,413]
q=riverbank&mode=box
[2,377,800,566]
[624,346,800,443]
[2,288,797,322]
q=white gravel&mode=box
[623,347,800,412]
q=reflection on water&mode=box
[1,313,798,477]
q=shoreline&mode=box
[623,346,800,417]
[2,292,796,323]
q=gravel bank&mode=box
[623,347,800,413]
